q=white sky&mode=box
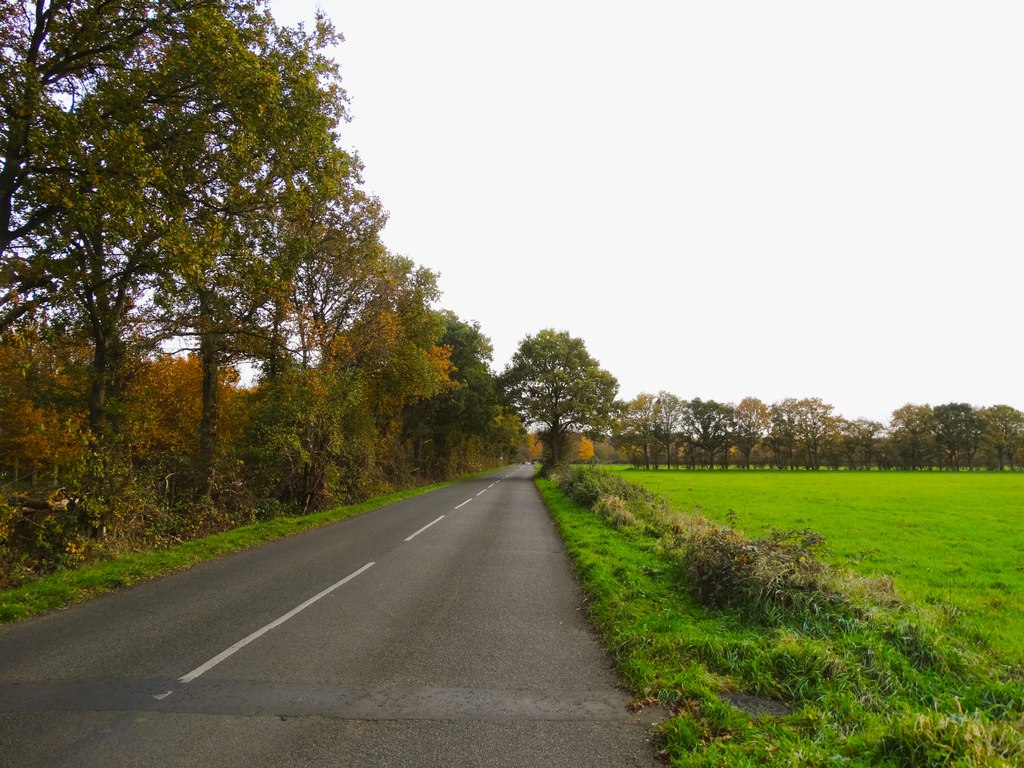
[269,0,1023,423]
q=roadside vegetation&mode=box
[541,465,1024,767]
[0,2,519,590]
[0,481,450,624]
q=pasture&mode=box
[610,467,1024,664]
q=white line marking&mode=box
[153,691,173,701]
[455,499,472,509]
[404,515,445,542]
[178,561,375,683]
[476,489,487,496]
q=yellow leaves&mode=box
[121,355,203,458]
[578,436,595,462]
[0,337,88,473]
[426,344,455,393]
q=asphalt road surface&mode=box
[0,465,664,767]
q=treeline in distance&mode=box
[614,394,1024,472]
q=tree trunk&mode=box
[198,292,221,497]
[87,329,108,437]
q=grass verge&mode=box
[537,468,1024,767]
[0,483,447,624]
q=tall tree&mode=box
[682,398,734,468]
[149,6,351,493]
[980,404,1024,471]
[838,417,884,470]
[401,313,518,480]
[500,329,618,473]
[654,391,685,469]
[889,403,937,470]
[767,399,800,469]
[932,402,983,470]
[616,393,659,470]
[733,396,769,469]
[792,397,838,470]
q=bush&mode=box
[680,521,843,619]
[552,466,668,525]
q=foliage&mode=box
[610,393,1024,471]
[0,2,515,585]
[401,313,521,480]
[0,482,448,624]
[500,329,619,472]
[679,522,840,619]
[550,463,668,517]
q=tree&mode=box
[980,404,1024,471]
[838,417,884,470]
[767,399,800,469]
[402,313,518,480]
[2,0,245,436]
[577,436,595,463]
[148,6,351,493]
[616,393,659,469]
[889,404,937,470]
[932,402,984,470]
[733,397,769,469]
[1,0,206,326]
[654,391,685,469]
[500,329,619,473]
[792,397,838,470]
[682,398,735,468]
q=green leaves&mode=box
[501,329,619,468]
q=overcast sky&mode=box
[269,1,1022,423]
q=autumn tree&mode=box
[654,391,685,469]
[401,313,519,480]
[682,398,735,468]
[0,323,88,484]
[889,404,938,470]
[2,0,227,434]
[149,7,351,494]
[733,397,769,469]
[0,0,213,326]
[838,417,884,470]
[980,404,1024,471]
[616,393,660,469]
[500,330,618,473]
[792,397,839,470]
[932,402,984,470]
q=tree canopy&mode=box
[500,329,618,472]
[0,1,518,586]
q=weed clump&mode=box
[593,495,636,529]
[680,521,841,618]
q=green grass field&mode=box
[610,467,1024,664]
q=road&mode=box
[0,465,664,767]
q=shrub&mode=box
[593,495,636,529]
[679,520,845,620]
[553,466,668,525]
